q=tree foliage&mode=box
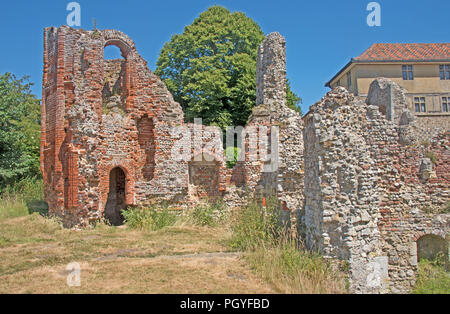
[156,6,301,130]
[0,73,41,188]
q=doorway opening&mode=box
[104,167,127,226]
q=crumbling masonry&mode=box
[41,26,448,293]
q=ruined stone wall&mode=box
[42,27,448,294]
[304,85,449,294]
[239,33,304,231]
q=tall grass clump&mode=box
[229,197,347,294]
[412,255,450,294]
[229,197,281,251]
[122,205,178,231]
[0,177,44,219]
[190,201,227,227]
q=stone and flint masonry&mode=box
[41,26,448,293]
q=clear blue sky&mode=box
[0,0,449,114]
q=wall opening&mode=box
[417,234,449,265]
[137,115,156,181]
[102,45,127,115]
[104,167,127,226]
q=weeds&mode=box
[425,151,438,165]
[122,206,178,231]
[191,201,227,227]
[412,255,450,294]
[0,177,44,219]
[229,197,281,251]
[229,197,347,293]
[245,241,346,294]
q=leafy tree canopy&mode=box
[156,5,302,130]
[0,73,41,188]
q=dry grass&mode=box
[244,244,347,294]
[0,213,273,294]
[0,198,347,294]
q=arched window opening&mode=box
[104,167,127,226]
[102,45,127,115]
[417,234,449,266]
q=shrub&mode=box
[191,201,227,227]
[229,197,281,251]
[225,147,241,169]
[412,256,450,294]
[0,177,44,219]
[122,206,178,231]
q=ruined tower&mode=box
[41,26,188,227]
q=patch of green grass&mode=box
[412,258,450,294]
[229,197,281,251]
[228,197,346,293]
[245,241,346,294]
[190,201,227,227]
[0,178,45,220]
[122,206,178,231]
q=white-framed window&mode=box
[402,65,414,80]
[440,65,450,80]
[414,97,426,113]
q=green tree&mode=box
[156,6,302,130]
[0,73,41,188]
[286,79,302,113]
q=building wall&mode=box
[330,63,450,114]
[42,26,189,227]
[304,85,449,293]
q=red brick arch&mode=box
[100,163,136,213]
[104,39,132,59]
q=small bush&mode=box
[0,177,44,219]
[122,206,178,231]
[191,201,227,227]
[412,257,450,294]
[229,197,281,251]
[246,242,346,294]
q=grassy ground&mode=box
[0,185,346,294]
[2,180,446,294]
[412,259,450,294]
[0,214,273,294]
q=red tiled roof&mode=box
[354,43,450,62]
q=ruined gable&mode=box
[41,26,187,227]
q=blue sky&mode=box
[0,0,449,114]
